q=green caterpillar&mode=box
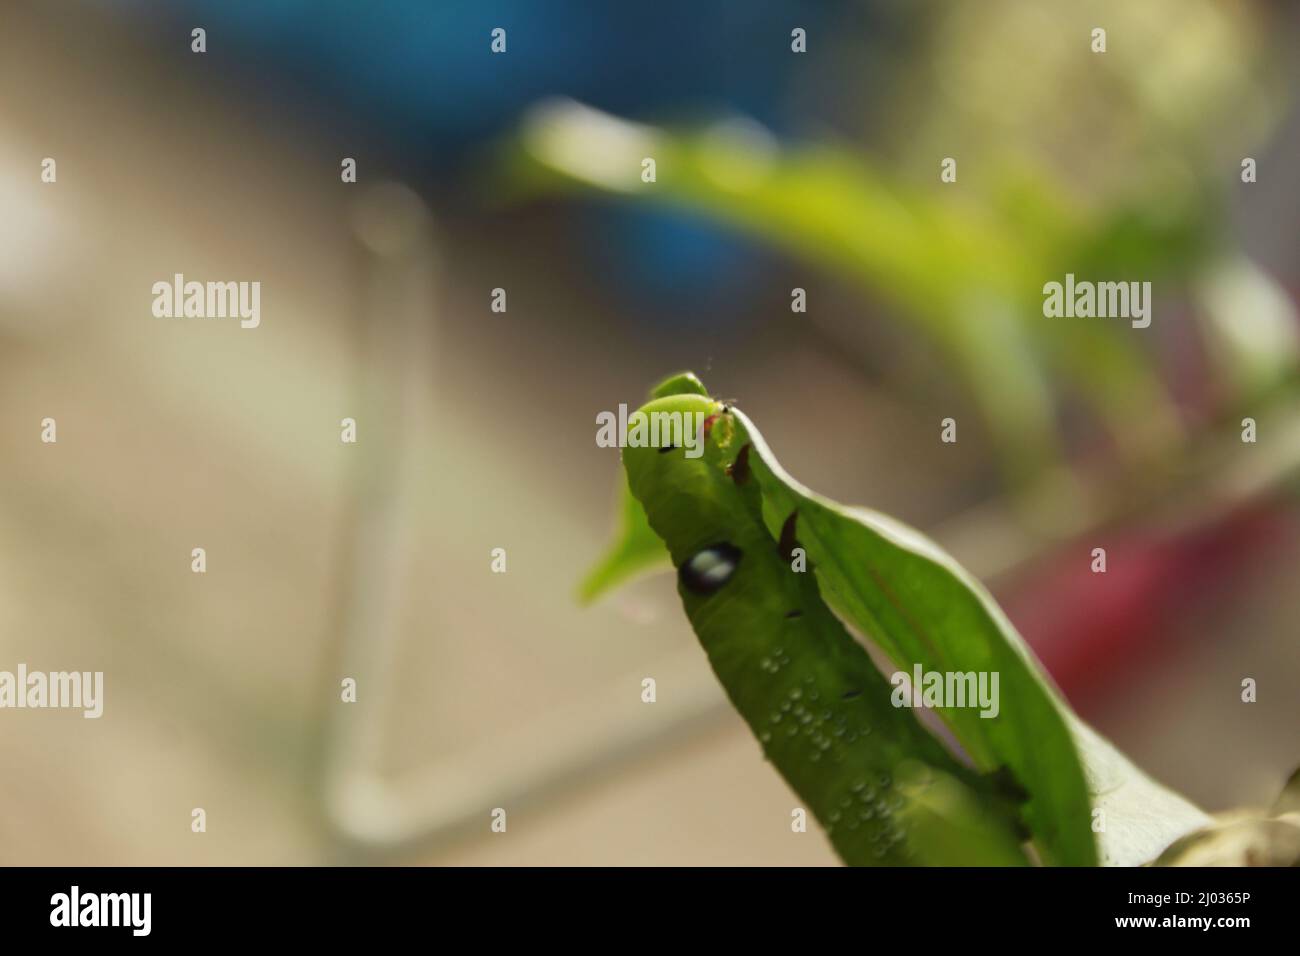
[621,374,1034,866]
[591,373,1218,865]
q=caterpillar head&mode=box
[621,375,756,595]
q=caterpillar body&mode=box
[623,379,1030,865]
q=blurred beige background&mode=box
[1,3,1296,866]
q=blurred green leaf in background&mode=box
[502,0,1297,509]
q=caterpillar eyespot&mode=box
[679,543,742,595]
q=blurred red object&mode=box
[1002,502,1295,704]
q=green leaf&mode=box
[577,373,710,605]
[738,404,1214,865]
[591,372,1210,865]
[506,101,1197,484]
[577,472,668,605]
[622,392,1032,865]
[732,405,1099,865]
[507,101,1060,480]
